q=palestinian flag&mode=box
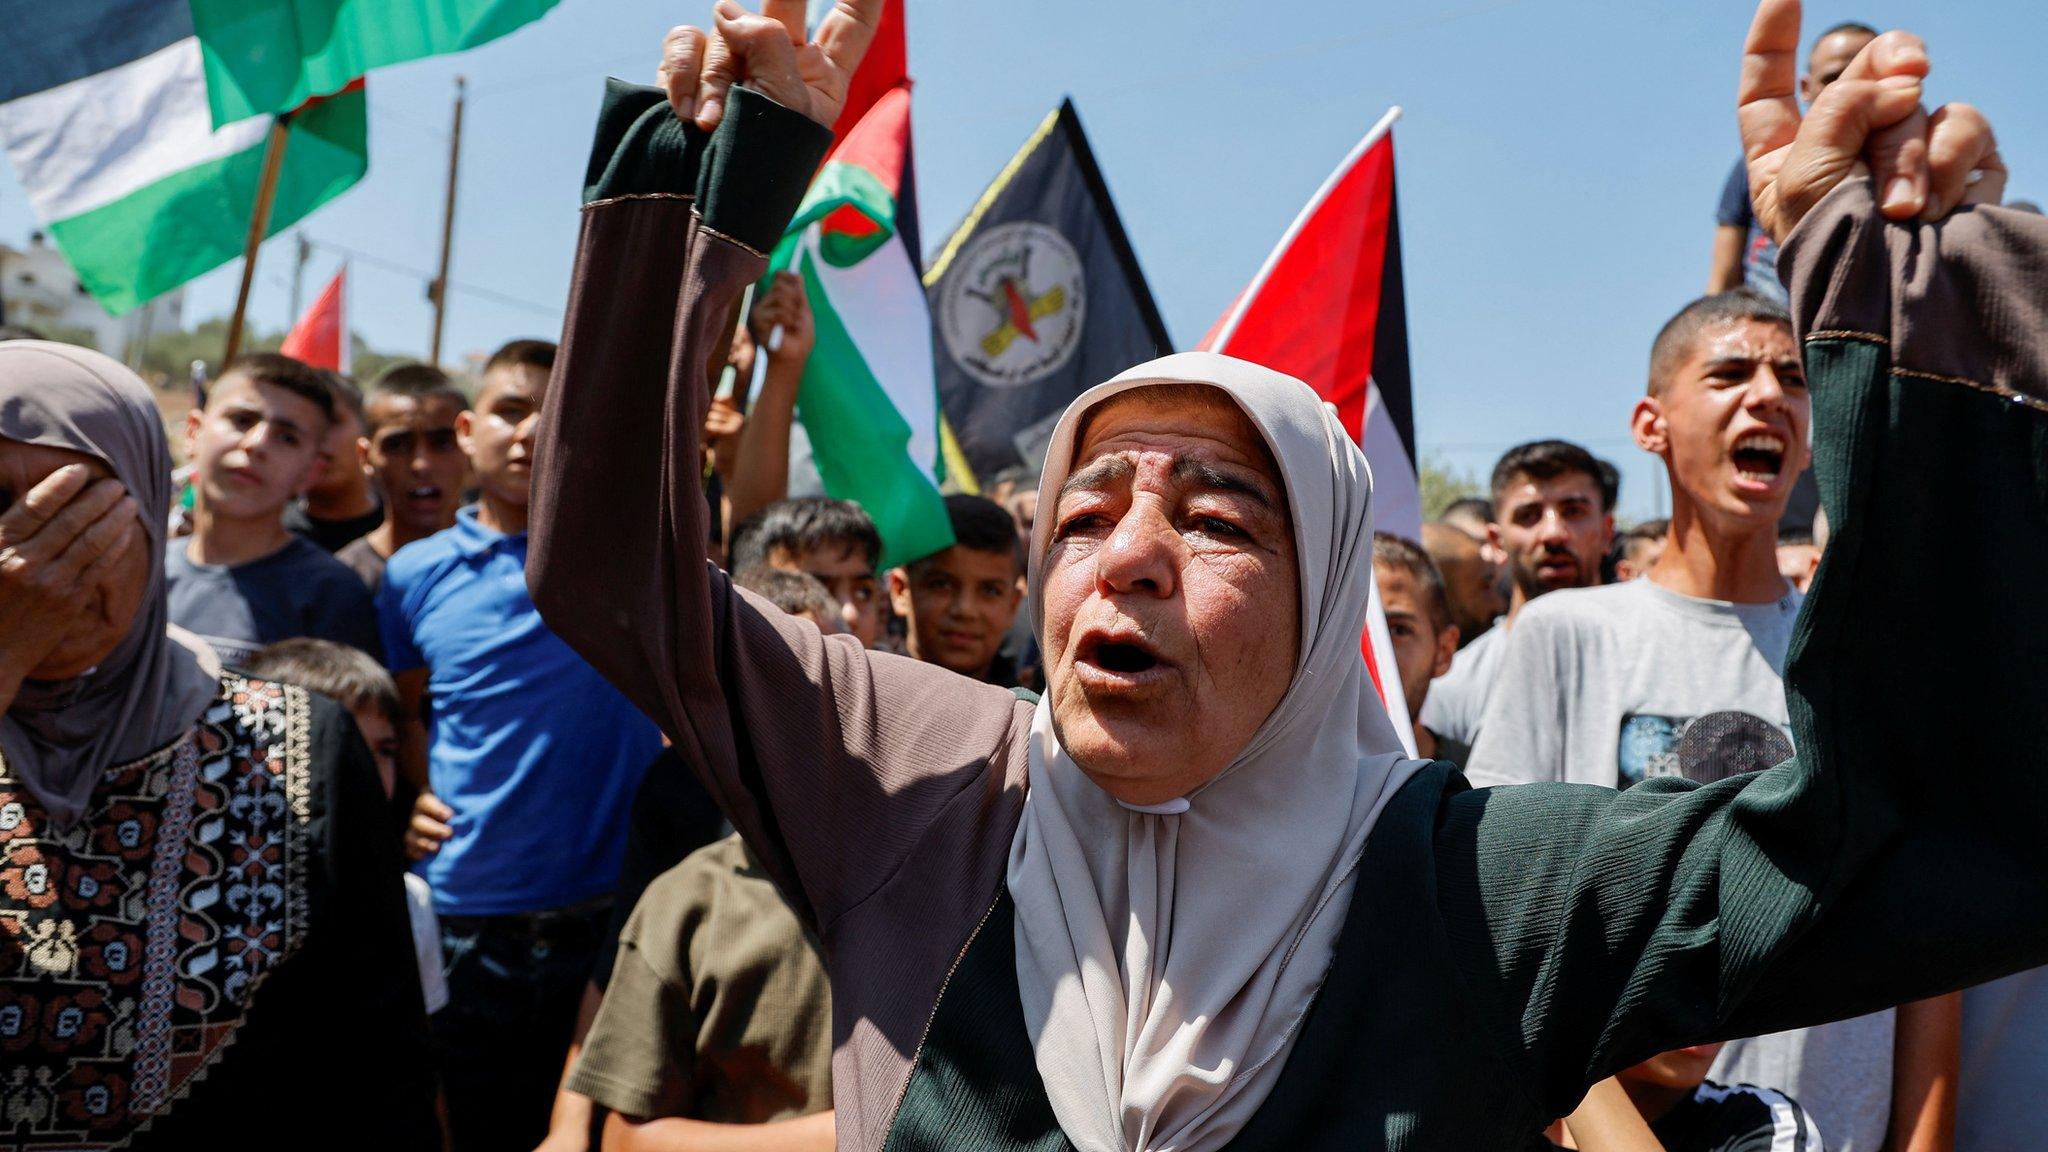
[0,4,367,315]
[767,84,951,570]
[926,99,1172,487]
[1200,108,1422,754]
[191,0,560,125]
[281,267,350,371]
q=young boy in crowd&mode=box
[337,363,471,591]
[888,494,1026,685]
[380,338,665,1152]
[536,567,843,1152]
[165,352,381,666]
[243,638,448,1018]
[1371,534,1465,764]
[1540,1042,1818,1151]
[1466,291,1954,1152]
[1611,518,1671,583]
[285,371,384,552]
[727,497,886,647]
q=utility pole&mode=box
[428,76,466,366]
[288,231,312,322]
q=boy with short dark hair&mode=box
[336,362,472,591]
[286,370,385,552]
[1371,533,1464,763]
[727,497,886,646]
[888,494,1025,684]
[379,338,664,1152]
[166,351,381,666]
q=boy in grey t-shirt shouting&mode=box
[1466,290,1954,1152]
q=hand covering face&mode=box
[0,341,218,829]
[1008,352,1425,1152]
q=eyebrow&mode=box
[1171,456,1278,511]
[1058,455,1135,503]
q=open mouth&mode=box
[1731,433,1787,486]
[1076,630,1165,683]
[405,485,444,503]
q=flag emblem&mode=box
[938,222,1087,390]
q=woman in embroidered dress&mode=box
[0,340,437,1151]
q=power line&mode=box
[307,238,561,318]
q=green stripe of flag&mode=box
[49,87,367,315]
[191,0,560,126]
[793,247,954,571]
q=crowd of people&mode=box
[2,0,2045,1150]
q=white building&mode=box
[0,231,183,362]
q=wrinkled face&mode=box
[1040,387,1299,806]
[366,393,469,537]
[1620,1043,1725,1092]
[457,366,546,510]
[1375,560,1455,722]
[348,704,400,799]
[1641,320,1808,530]
[770,543,882,648]
[890,546,1023,678]
[1493,471,1611,600]
[183,374,329,521]
[0,441,152,680]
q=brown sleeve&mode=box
[529,83,1027,933]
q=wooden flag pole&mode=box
[224,116,292,365]
[428,76,466,365]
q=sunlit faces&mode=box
[1374,560,1456,723]
[457,364,546,509]
[1635,319,1809,529]
[183,372,331,523]
[1491,471,1612,600]
[1039,386,1299,807]
[366,392,470,538]
[889,545,1023,679]
[0,442,151,680]
[767,543,883,648]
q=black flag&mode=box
[926,100,1171,486]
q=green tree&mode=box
[1419,453,1483,521]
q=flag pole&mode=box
[224,115,292,365]
[428,75,466,366]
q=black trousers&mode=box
[432,900,611,1152]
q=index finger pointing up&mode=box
[1738,0,1804,163]
[811,0,884,75]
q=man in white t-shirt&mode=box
[1418,440,1614,749]
[1466,290,1956,1152]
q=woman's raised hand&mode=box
[1739,0,2005,243]
[659,0,885,132]
[0,465,138,694]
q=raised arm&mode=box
[529,2,1025,931]
[1437,0,2048,1118]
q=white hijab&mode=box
[1006,352,1425,1152]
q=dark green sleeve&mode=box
[1436,178,2048,1119]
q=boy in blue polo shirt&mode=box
[378,339,663,1152]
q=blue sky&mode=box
[4,0,2040,520]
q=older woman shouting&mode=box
[530,1,2046,1148]
[0,342,437,1150]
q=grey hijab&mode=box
[0,340,217,829]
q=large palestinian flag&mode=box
[1200,108,1422,754]
[0,3,367,315]
[926,99,1172,487]
[766,83,952,570]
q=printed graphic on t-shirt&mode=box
[1617,711,1795,789]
